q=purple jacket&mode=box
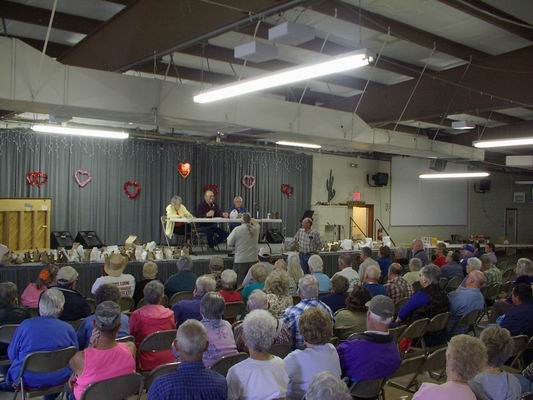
[172,296,202,326]
[337,332,401,382]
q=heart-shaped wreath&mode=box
[74,169,92,188]
[281,183,294,198]
[123,180,141,199]
[26,171,48,188]
[241,175,256,189]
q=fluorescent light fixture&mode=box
[276,141,321,149]
[474,137,533,148]
[515,181,533,185]
[451,120,476,130]
[194,51,371,103]
[32,124,129,139]
[419,172,490,179]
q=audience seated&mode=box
[393,247,409,269]
[133,261,157,304]
[362,265,387,297]
[164,256,198,298]
[207,256,225,290]
[514,258,533,285]
[227,310,289,399]
[516,360,533,394]
[282,275,334,349]
[461,257,482,286]
[0,282,30,357]
[320,275,349,313]
[130,280,176,371]
[77,284,130,349]
[284,308,341,399]
[234,289,291,352]
[482,242,498,264]
[377,245,392,280]
[498,283,533,336]
[305,371,350,400]
[70,301,136,400]
[469,326,521,400]
[432,242,448,267]
[440,251,465,281]
[460,244,476,271]
[448,270,486,334]
[403,257,423,286]
[52,266,91,322]
[241,263,267,302]
[274,258,298,296]
[357,247,379,279]
[5,288,78,391]
[265,270,293,318]
[480,254,502,287]
[199,293,237,368]
[148,319,227,400]
[287,252,304,294]
[413,335,486,400]
[411,239,430,266]
[337,295,401,383]
[218,269,242,303]
[384,263,414,303]
[332,253,360,291]
[91,254,135,297]
[308,255,332,293]
[173,275,216,326]
[334,286,371,339]
[242,247,274,287]
[21,265,58,308]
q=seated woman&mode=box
[306,372,351,400]
[199,293,237,368]
[287,252,304,295]
[320,275,350,314]
[133,261,157,305]
[275,259,298,296]
[218,269,242,303]
[403,258,423,286]
[414,335,486,400]
[265,270,293,318]
[242,263,268,302]
[285,308,341,399]
[70,301,136,400]
[5,289,78,391]
[129,281,175,371]
[469,326,521,400]
[164,195,194,245]
[334,286,372,339]
[308,255,332,293]
[20,265,58,308]
[227,310,289,399]
[0,282,30,358]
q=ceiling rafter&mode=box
[474,110,525,125]
[1,34,70,58]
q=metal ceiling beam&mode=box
[474,110,526,125]
[438,0,533,42]
[312,0,490,61]
[0,34,70,58]
[58,0,310,72]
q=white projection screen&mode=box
[391,157,468,226]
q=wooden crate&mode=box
[0,198,51,251]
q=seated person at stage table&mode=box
[196,189,229,249]
[164,256,197,298]
[228,195,247,230]
[172,275,216,327]
[293,218,322,274]
[165,195,194,243]
[91,253,135,298]
[4,288,78,391]
[0,282,30,357]
[51,266,91,322]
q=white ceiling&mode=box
[3,19,85,46]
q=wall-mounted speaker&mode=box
[367,172,389,187]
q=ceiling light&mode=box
[419,172,490,179]
[193,51,371,104]
[474,137,533,148]
[515,181,533,185]
[276,141,321,149]
[32,124,129,139]
[451,121,476,130]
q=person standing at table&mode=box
[228,196,247,231]
[294,218,322,274]
[196,190,229,250]
[165,195,194,245]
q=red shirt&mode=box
[219,290,242,303]
[434,255,447,267]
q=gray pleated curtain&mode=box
[0,128,312,245]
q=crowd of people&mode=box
[1,232,533,400]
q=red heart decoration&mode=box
[281,183,294,198]
[26,171,48,188]
[74,169,92,188]
[178,162,191,178]
[242,175,256,189]
[123,180,141,199]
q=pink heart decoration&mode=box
[242,175,256,189]
[74,169,92,188]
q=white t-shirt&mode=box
[227,223,260,264]
[284,343,342,400]
[333,268,360,292]
[91,274,136,297]
[227,356,289,400]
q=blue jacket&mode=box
[441,262,465,281]
[320,293,347,314]
[363,283,387,298]
[448,287,485,334]
[398,290,430,322]
[500,301,533,337]
[172,296,203,327]
[378,257,392,278]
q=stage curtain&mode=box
[0,128,312,245]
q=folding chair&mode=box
[13,346,77,400]
[450,309,481,336]
[269,343,292,359]
[420,312,450,350]
[422,347,447,381]
[169,291,194,306]
[0,324,19,366]
[386,354,426,393]
[399,318,430,356]
[485,284,502,301]
[160,216,171,247]
[224,302,245,323]
[144,361,180,391]
[80,373,144,400]
[118,297,135,312]
[502,268,514,282]
[439,277,448,290]
[335,325,361,340]
[509,335,530,370]
[116,335,135,343]
[349,378,385,400]
[138,330,177,371]
[445,276,462,292]
[210,352,249,377]
[86,298,96,314]
[389,325,406,344]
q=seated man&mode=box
[480,254,502,287]
[172,275,216,326]
[91,254,135,298]
[195,190,229,249]
[332,253,360,291]
[52,266,91,322]
[385,263,414,304]
[499,283,533,337]
[411,239,429,266]
[337,295,401,383]
[440,251,465,281]
[308,254,332,293]
[148,320,227,400]
[320,275,350,313]
[362,265,387,298]
[164,256,198,298]
[357,247,379,280]
[447,270,486,334]
[281,275,334,349]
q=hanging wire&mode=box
[238,19,263,81]
[34,0,58,100]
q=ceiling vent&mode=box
[268,22,315,45]
[451,120,476,130]
[234,41,278,63]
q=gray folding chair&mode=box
[451,309,481,336]
[210,352,249,377]
[509,335,530,370]
[388,325,406,344]
[386,354,426,393]
[118,297,135,312]
[349,378,385,399]
[144,361,180,391]
[13,346,77,400]
[399,318,430,355]
[269,343,292,359]
[423,347,447,381]
[138,330,177,371]
[80,373,144,400]
[169,291,194,306]
[0,324,19,366]
[420,312,450,350]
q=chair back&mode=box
[269,343,292,359]
[439,277,448,290]
[139,330,177,353]
[511,335,530,358]
[292,295,301,305]
[116,335,135,343]
[0,324,19,344]
[349,378,384,399]
[389,354,426,379]
[169,291,194,306]
[423,347,447,378]
[445,276,462,291]
[502,268,514,282]
[118,297,135,312]
[500,281,513,297]
[486,284,502,300]
[426,312,451,333]
[388,325,406,343]
[224,302,245,321]
[20,346,76,375]
[86,298,96,313]
[210,352,249,377]
[80,373,144,400]
[144,361,180,390]
[455,309,481,333]
[67,319,83,331]
[335,326,360,340]
[400,318,430,341]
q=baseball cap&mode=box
[258,247,270,258]
[463,244,475,253]
[57,266,79,284]
[143,261,158,279]
[94,301,121,331]
[366,295,394,319]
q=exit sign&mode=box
[353,192,361,201]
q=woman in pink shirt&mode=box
[21,266,58,308]
[70,301,136,400]
[413,335,487,400]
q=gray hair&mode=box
[247,289,268,311]
[365,265,381,280]
[143,280,164,304]
[176,256,193,271]
[516,258,533,276]
[0,282,18,307]
[420,264,441,285]
[176,319,208,356]
[287,253,304,283]
[446,335,487,382]
[408,257,423,272]
[308,255,324,273]
[220,269,237,290]
[480,326,514,367]
[368,310,392,326]
[306,371,351,400]
[39,288,65,317]
[298,274,319,299]
[170,195,182,205]
[195,275,216,296]
[479,254,493,268]
[200,292,225,320]
[467,257,482,272]
[243,309,277,352]
[95,284,121,305]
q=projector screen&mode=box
[390,157,468,226]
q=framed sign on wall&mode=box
[513,192,526,203]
